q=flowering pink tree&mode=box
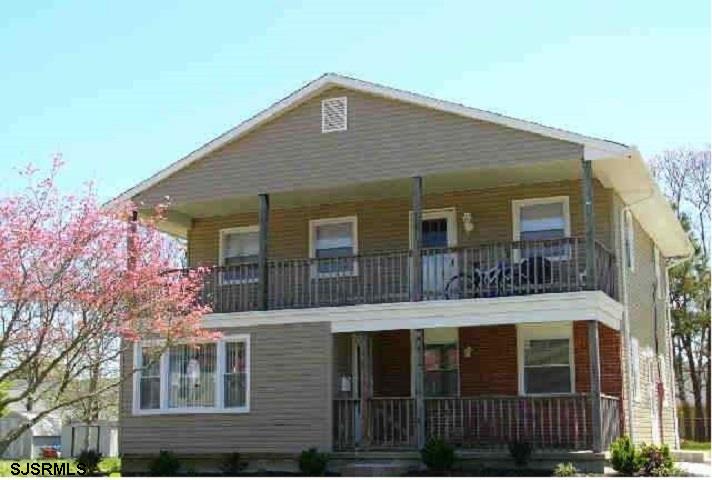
[0,158,211,454]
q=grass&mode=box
[680,440,711,451]
[0,457,121,476]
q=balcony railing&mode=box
[197,237,616,313]
[333,394,620,452]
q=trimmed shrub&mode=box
[421,438,456,472]
[553,462,578,476]
[220,452,246,475]
[610,435,643,476]
[508,439,533,466]
[76,449,103,475]
[639,443,680,477]
[298,448,329,476]
[149,450,181,476]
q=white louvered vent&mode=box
[321,97,347,133]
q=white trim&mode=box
[408,208,458,248]
[202,291,623,333]
[516,322,575,396]
[218,226,260,285]
[308,215,359,278]
[132,335,251,416]
[321,96,348,133]
[108,73,631,207]
[511,195,571,241]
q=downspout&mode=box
[663,252,693,449]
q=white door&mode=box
[415,210,457,299]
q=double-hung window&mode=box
[518,323,574,395]
[309,216,358,277]
[219,226,259,283]
[512,196,571,259]
[134,335,250,414]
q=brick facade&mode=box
[573,321,622,397]
[458,325,518,396]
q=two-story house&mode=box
[114,74,692,473]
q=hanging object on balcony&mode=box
[462,212,474,234]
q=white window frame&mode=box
[512,196,571,261]
[517,322,575,396]
[622,209,636,272]
[408,208,459,248]
[654,246,663,298]
[308,216,359,278]
[132,334,251,415]
[218,226,260,285]
[321,97,348,133]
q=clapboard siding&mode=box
[188,179,613,267]
[120,322,332,454]
[134,87,582,206]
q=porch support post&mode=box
[412,329,426,448]
[356,333,372,447]
[581,158,597,290]
[411,176,423,302]
[258,193,270,310]
[588,320,603,452]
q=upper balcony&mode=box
[196,237,616,314]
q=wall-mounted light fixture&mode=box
[462,212,474,234]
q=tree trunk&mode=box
[683,336,705,440]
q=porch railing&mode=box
[200,237,617,313]
[334,394,620,452]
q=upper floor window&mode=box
[512,196,571,259]
[219,226,259,283]
[321,97,347,133]
[134,336,250,414]
[518,323,574,395]
[309,216,358,277]
[623,209,635,272]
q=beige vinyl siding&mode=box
[120,322,332,455]
[614,196,677,445]
[189,179,613,267]
[134,87,582,206]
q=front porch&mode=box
[334,394,621,452]
[332,323,622,453]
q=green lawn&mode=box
[0,458,120,476]
[680,440,711,451]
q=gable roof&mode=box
[110,73,692,258]
[111,73,632,205]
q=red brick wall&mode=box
[372,330,411,397]
[573,321,622,397]
[459,325,518,396]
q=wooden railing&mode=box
[601,394,622,451]
[197,237,617,313]
[334,394,621,452]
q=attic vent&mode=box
[321,97,347,133]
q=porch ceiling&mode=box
[144,158,581,237]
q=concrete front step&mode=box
[340,461,418,476]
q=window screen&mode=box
[314,221,355,274]
[519,202,566,241]
[168,344,217,409]
[224,341,248,408]
[139,347,161,410]
[222,230,259,282]
[523,338,571,394]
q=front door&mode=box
[418,210,457,299]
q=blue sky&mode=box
[0,0,709,200]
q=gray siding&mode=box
[134,87,582,206]
[612,196,677,444]
[120,322,332,455]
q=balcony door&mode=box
[410,208,458,300]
